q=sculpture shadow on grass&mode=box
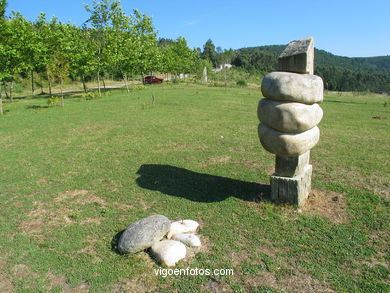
[111,229,125,255]
[135,164,270,203]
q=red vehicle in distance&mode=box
[143,75,163,84]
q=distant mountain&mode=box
[232,45,390,93]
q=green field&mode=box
[0,84,389,292]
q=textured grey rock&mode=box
[275,151,310,177]
[261,72,323,104]
[278,37,314,74]
[259,124,320,156]
[150,240,186,267]
[271,164,312,205]
[258,98,323,132]
[118,215,171,254]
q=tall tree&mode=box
[34,13,56,96]
[85,0,126,96]
[68,25,97,92]
[130,9,158,79]
[47,21,72,106]
[1,12,36,102]
[0,0,6,114]
[202,39,217,67]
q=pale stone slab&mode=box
[261,72,323,104]
[150,240,186,267]
[275,151,310,177]
[278,37,314,74]
[271,164,312,205]
[259,124,320,156]
[167,220,199,239]
[258,98,323,132]
[172,233,201,247]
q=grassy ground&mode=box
[0,83,389,292]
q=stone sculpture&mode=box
[258,37,323,205]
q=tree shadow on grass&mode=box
[325,99,365,104]
[135,164,270,203]
[26,105,49,110]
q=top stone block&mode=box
[278,37,314,74]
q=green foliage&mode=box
[0,0,6,19]
[231,48,276,74]
[232,45,390,93]
[212,67,261,87]
[193,58,213,81]
[201,39,234,68]
[201,39,217,67]
[158,37,174,47]
[130,84,145,91]
[0,0,201,103]
[209,82,226,88]
[315,64,390,93]
[236,79,247,87]
[47,95,61,106]
[159,36,198,76]
[81,91,100,100]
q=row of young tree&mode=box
[0,0,211,110]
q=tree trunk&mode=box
[2,81,9,99]
[47,68,52,97]
[82,75,87,93]
[9,80,13,103]
[0,82,3,115]
[40,74,44,94]
[224,68,227,89]
[123,73,130,93]
[60,77,64,107]
[48,78,52,97]
[31,70,35,96]
[97,70,101,96]
[102,76,106,90]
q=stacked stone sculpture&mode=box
[257,37,323,205]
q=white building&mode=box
[213,63,233,72]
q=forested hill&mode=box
[232,45,390,93]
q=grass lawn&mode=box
[0,84,389,292]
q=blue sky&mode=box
[7,0,390,57]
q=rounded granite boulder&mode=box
[259,123,320,156]
[261,72,323,104]
[118,214,171,254]
[257,98,323,132]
